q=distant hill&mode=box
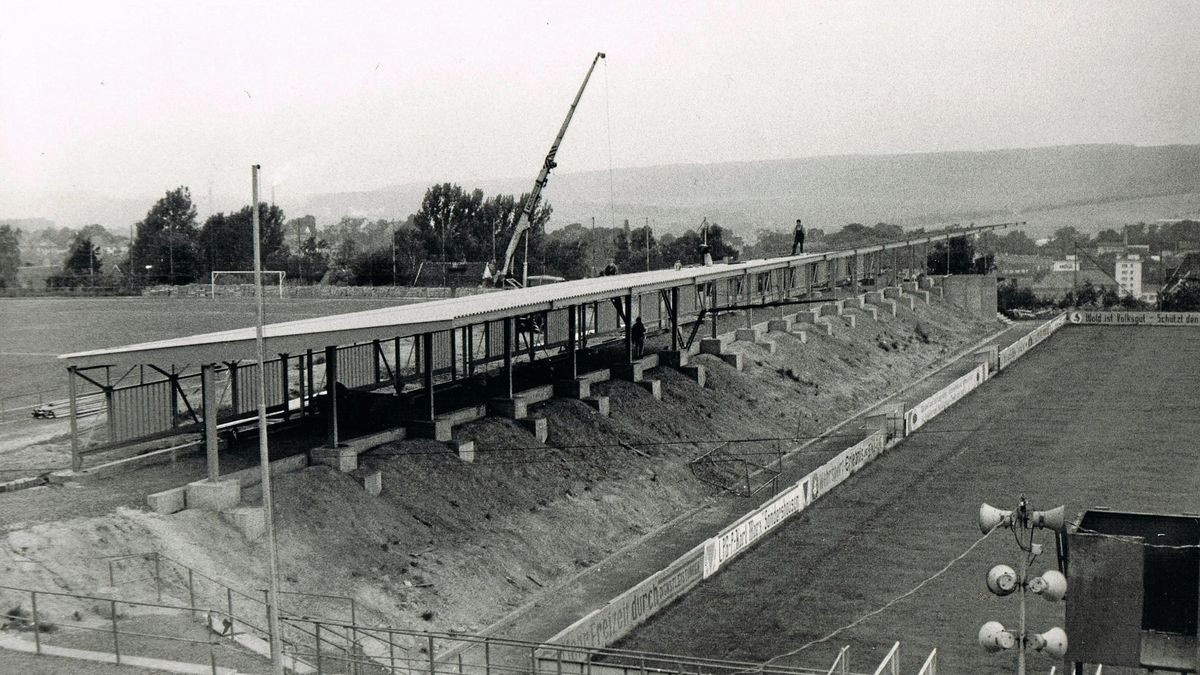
[303,144,1200,239]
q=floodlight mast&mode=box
[496,51,606,288]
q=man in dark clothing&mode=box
[631,317,646,359]
[602,260,618,276]
[792,219,805,255]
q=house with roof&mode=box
[1029,269,1117,300]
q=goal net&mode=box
[210,271,286,298]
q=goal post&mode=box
[210,270,286,298]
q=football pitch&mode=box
[0,296,415,404]
[616,326,1200,674]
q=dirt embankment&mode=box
[0,298,1000,654]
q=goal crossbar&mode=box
[210,270,286,298]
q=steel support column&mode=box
[324,346,339,447]
[422,333,435,421]
[567,306,578,379]
[201,364,219,480]
[623,293,634,362]
[68,367,81,472]
[670,287,680,351]
[503,317,514,399]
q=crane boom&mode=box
[496,51,606,287]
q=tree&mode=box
[64,234,101,277]
[130,187,201,284]
[1161,281,1200,311]
[197,203,286,276]
[997,280,1040,311]
[0,225,20,288]
[660,222,739,266]
[926,236,988,275]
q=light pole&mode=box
[250,165,285,675]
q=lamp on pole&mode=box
[250,165,285,675]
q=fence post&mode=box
[428,634,436,675]
[110,599,121,664]
[154,552,162,603]
[188,568,196,618]
[30,590,41,655]
[315,622,323,674]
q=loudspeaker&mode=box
[1029,569,1068,602]
[979,503,1012,533]
[985,564,1017,596]
[978,621,1015,652]
[1031,506,1066,532]
[1031,626,1068,658]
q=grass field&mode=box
[616,326,1200,673]
[0,296,416,403]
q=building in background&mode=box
[1115,257,1142,298]
[1051,254,1080,272]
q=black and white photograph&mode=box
[1,2,1198,673]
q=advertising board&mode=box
[1068,310,1200,326]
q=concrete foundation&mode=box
[350,467,383,496]
[554,378,591,399]
[452,439,476,463]
[752,339,777,354]
[734,328,761,343]
[186,478,241,512]
[818,301,844,317]
[699,338,725,355]
[488,397,529,420]
[866,297,897,316]
[681,365,707,387]
[583,396,610,416]
[406,418,454,442]
[519,417,549,443]
[637,379,663,400]
[790,329,809,343]
[766,318,792,333]
[612,361,645,382]
[311,444,359,473]
[657,350,689,368]
[147,487,187,515]
[843,297,865,310]
[221,506,266,540]
[815,317,836,335]
[905,289,931,304]
[793,310,821,325]
[841,314,858,328]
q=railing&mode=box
[825,646,849,675]
[870,642,899,675]
[916,648,936,675]
[0,584,262,673]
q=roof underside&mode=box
[59,224,1009,368]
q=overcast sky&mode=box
[3,0,1198,211]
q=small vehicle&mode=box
[1007,309,1036,320]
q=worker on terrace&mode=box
[792,219,806,255]
[631,317,646,359]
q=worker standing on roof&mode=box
[631,317,646,359]
[792,219,805,255]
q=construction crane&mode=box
[495,51,606,288]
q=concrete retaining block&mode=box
[612,361,645,382]
[221,507,266,540]
[901,281,918,292]
[818,301,844,317]
[919,277,935,289]
[488,397,528,420]
[657,350,689,368]
[866,298,897,316]
[311,444,359,473]
[842,314,858,329]
[843,297,865,310]
[452,440,476,463]
[718,352,743,370]
[883,287,903,300]
[753,340,778,354]
[815,317,836,335]
[793,310,821,324]
[681,365,706,386]
[790,329,809,343]
[350,467,383,496]
[637,379,662,400]
[554,379,591,399]
[582,396,610,417]
[767,318,792,333]
[147,487,187,515]
[905,289,931,304]
[186,478,241,511]
[579,368,611,385]
[699,338,725,355]
[406,419,454,441]
[734,328,761,343]
[519,417,549,443]
[898,295,917,310]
